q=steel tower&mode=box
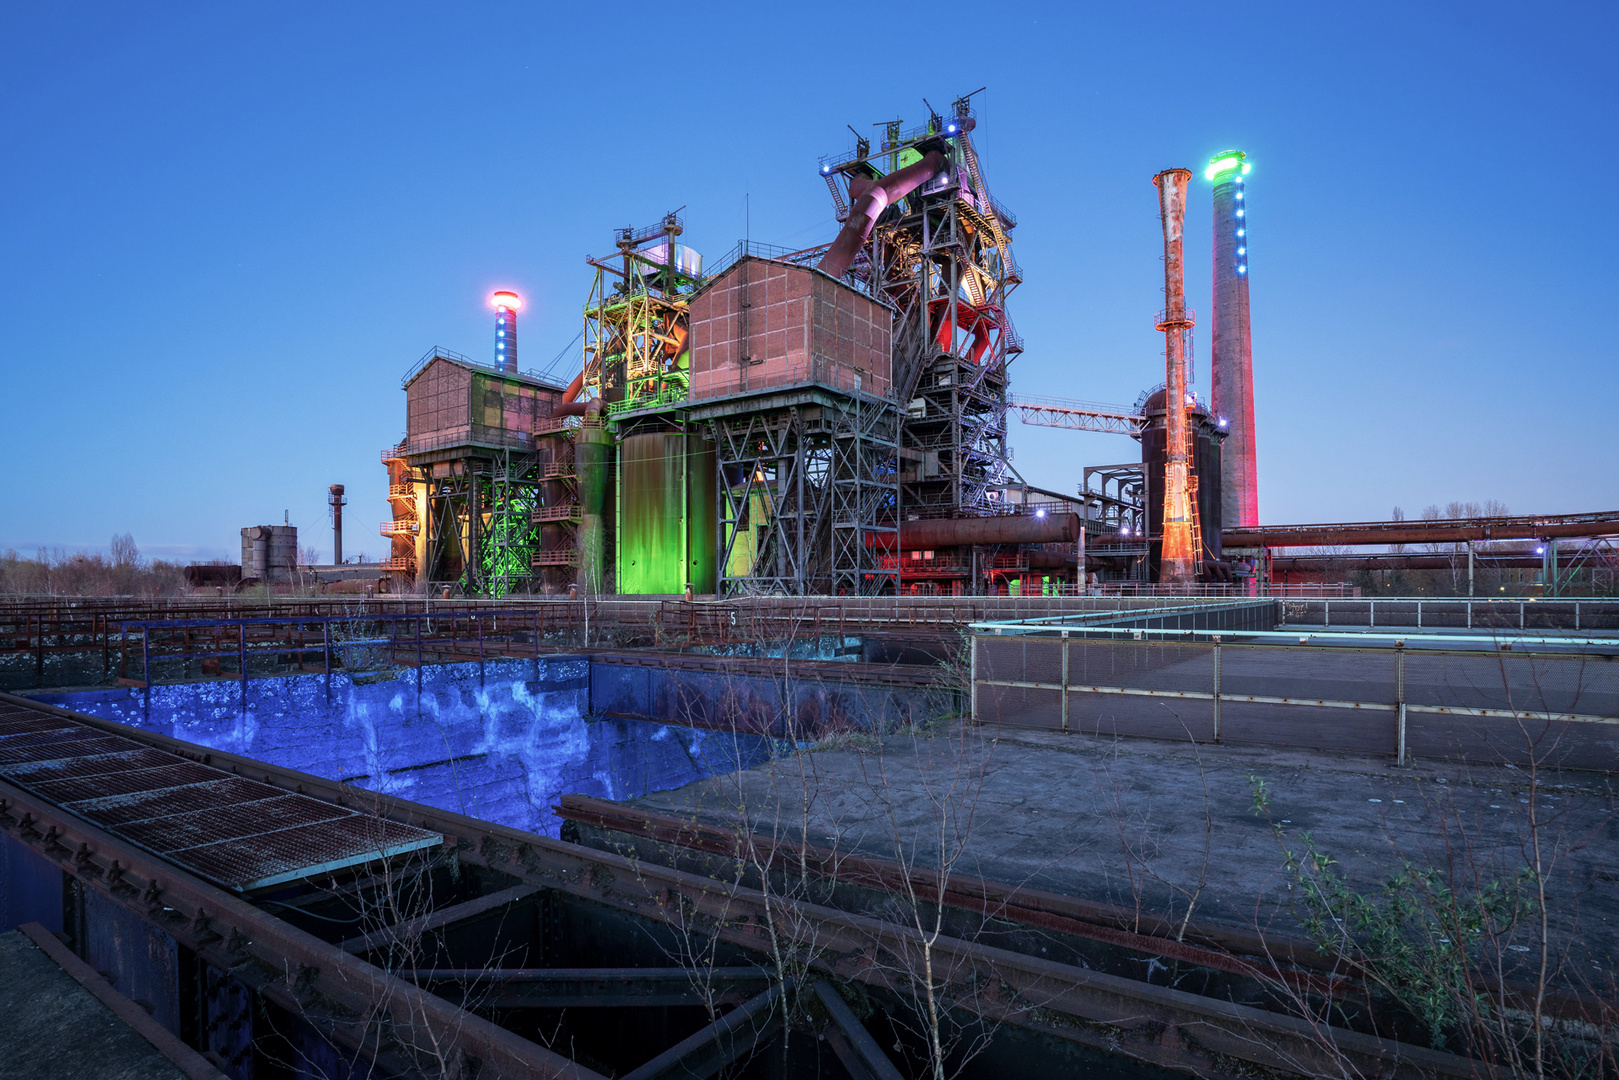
[1152,168,1200,583]
[1207,150,1257,528]
[817,94,1022,520]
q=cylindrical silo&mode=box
[268,526,298,582]
[1207,150,1257,528]
[576,413,611,594]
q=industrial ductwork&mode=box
[818,149,947,280]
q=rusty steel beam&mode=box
[1225,510,1619,550]
[338,883,539,955]
[619,983,784,1080]
[0,778,607,1080]
[19,921,231,1080]
[812,981,906,1080]
[0,694,1487,1079]
[405,968,771,1009]
[555,794,1340,988]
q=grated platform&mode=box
[0,701,440,891]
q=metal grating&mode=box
[177,817,443,892]
[64,776,279,827]
[0,700,441,891]
[29,759,223,798]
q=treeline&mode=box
[0,534,187,596]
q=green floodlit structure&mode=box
[1204,149,1252,182]
[386,95,1051,598]
[615,432,716,595]
[479,482,539,599]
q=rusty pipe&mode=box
[819,150,946,279]
[550,371,589,416]
[868,513,1081,550]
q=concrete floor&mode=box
[636,725,1619,991]
[0,930,190,1080]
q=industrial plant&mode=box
[4,89,1619,1080]
[370,95,1258,600]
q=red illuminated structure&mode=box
[490,290,522,374]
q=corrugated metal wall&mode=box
[688,258,892,400]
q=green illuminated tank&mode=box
[617,432,716,595]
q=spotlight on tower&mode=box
[489,290,522,374]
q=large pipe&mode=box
[1153,168,1198,584]
[551,371,587,416]
[1225,512,1619,549]
[870,513,1082,550]
[818,150,947,280]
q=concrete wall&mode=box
[35,659,774,838]
[590,660,951,737]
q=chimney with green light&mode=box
[1206,150,1257,528]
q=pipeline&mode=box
[818,150,947,280]
[870,513,1082,551]
[551,371,587,417]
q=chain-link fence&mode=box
[972,632,1619,771]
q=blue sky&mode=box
[2,2,1614,562]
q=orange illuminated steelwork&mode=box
[1152,168,1200,584]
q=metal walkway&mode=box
[0,700,439,891]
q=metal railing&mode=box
[1280,596,1619,632]
[971,625,1619,771]
[398,346,567,391]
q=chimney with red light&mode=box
[491,290,522,374]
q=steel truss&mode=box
[481,448,542,598]
[824,96,1022,520]
[1008,394,1145,436]
[416,451,546,598]
[583,211,700,411]
[710,392,898,597]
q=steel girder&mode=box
[712,395,898,597]
[0,777,602,1080]
[2,693,1488,1080]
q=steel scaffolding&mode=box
[702,386,898,597]
[819,94,1022,521]
[584,211,700,413]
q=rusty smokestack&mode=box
[328,483,346,564]
[1152,168,1200,584]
